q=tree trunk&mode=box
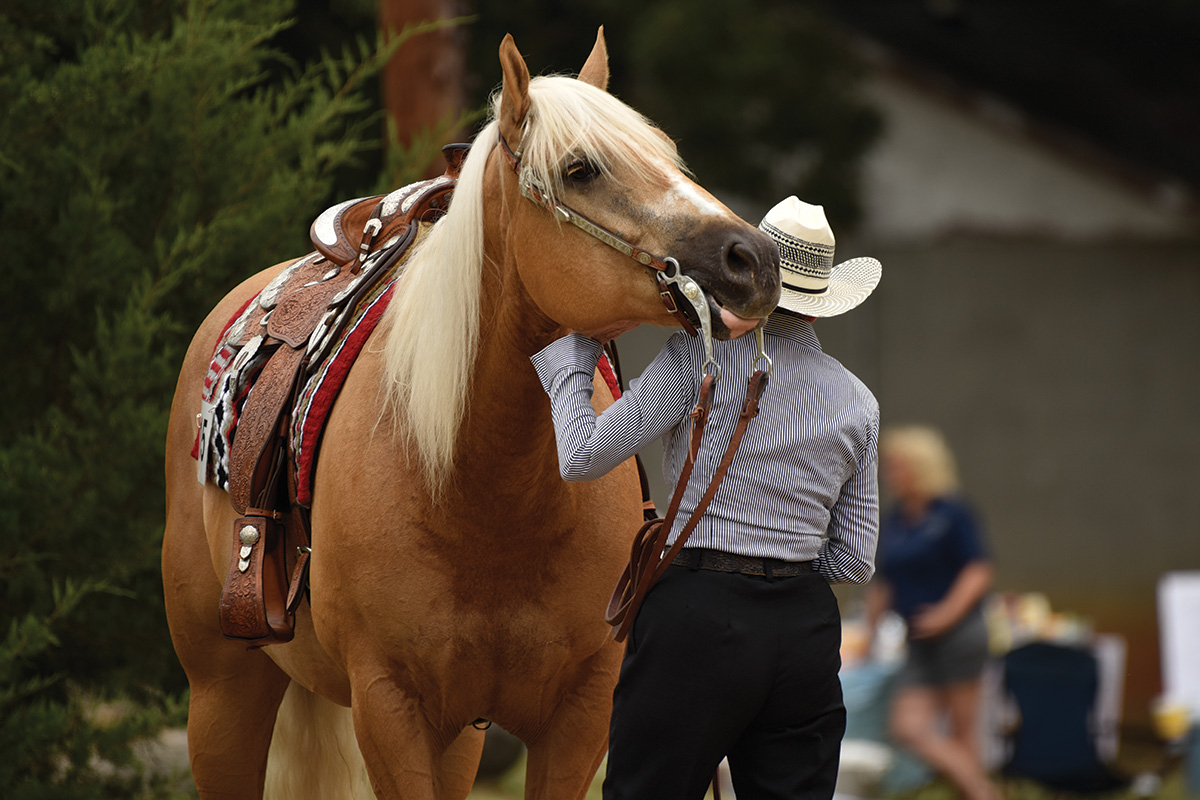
[379,0,470,179]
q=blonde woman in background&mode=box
[864,425,999,800]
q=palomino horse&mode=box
[163,30,781,800]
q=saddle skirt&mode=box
[192,176,445,506]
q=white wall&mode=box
[857,67,1194,241]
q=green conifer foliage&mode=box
[0,0,435,794]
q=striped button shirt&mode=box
[531,313,880,585]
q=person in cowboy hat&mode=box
[531,195,882,799]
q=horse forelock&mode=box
[506,76,688,205]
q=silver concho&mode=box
[239,525,260,546]
[236,524,259,573]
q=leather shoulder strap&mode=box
[606,369,767,641]
[653,369,768,582]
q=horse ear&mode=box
[499,34,531,145]
[577,26,609,91]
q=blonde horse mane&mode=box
[378,74,685,493]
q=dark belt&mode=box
[671,547,814,578]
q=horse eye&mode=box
[564,159,599,183]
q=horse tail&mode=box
[265,682,372,800]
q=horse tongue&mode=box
[719,307,761,339]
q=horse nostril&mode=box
[725,238,760,273]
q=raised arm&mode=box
[531,333,693,481]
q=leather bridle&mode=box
[497,131,706,337]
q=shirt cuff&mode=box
[530,334,605,392]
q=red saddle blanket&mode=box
[288,260,398,505]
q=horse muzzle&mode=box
[677,225,782,340]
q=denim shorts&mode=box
[894,607,990,688]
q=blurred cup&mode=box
[1151,696,1192,742]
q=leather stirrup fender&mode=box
[218,516,270,641]
[218,513,296,645]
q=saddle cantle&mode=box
[199,144,468,646]
[310,144,468,267]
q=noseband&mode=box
[497,132,706,338]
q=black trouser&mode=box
[603,564,846,800]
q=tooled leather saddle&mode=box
[205,144,468,646]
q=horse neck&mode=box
[450,249,570,514]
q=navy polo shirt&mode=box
[877,495,989,621]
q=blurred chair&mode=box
[998,642,1128,794]
[839,658,932,795]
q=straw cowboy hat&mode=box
[759,196,881,318]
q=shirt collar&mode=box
[764,312,822,352]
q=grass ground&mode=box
[467,735,1193,800]
[470,768,1193,800]
[467,752,610,800]
[467,753,723,799]
[145,722,1195,800]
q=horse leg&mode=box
[165,561,291,798]
[163,481,292,797]
[521,651,618,800]
[349,674,440,799]
[186,662,291,799]
[164,536,291,798]
[437,727,487,799]
[348,671,485,799]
